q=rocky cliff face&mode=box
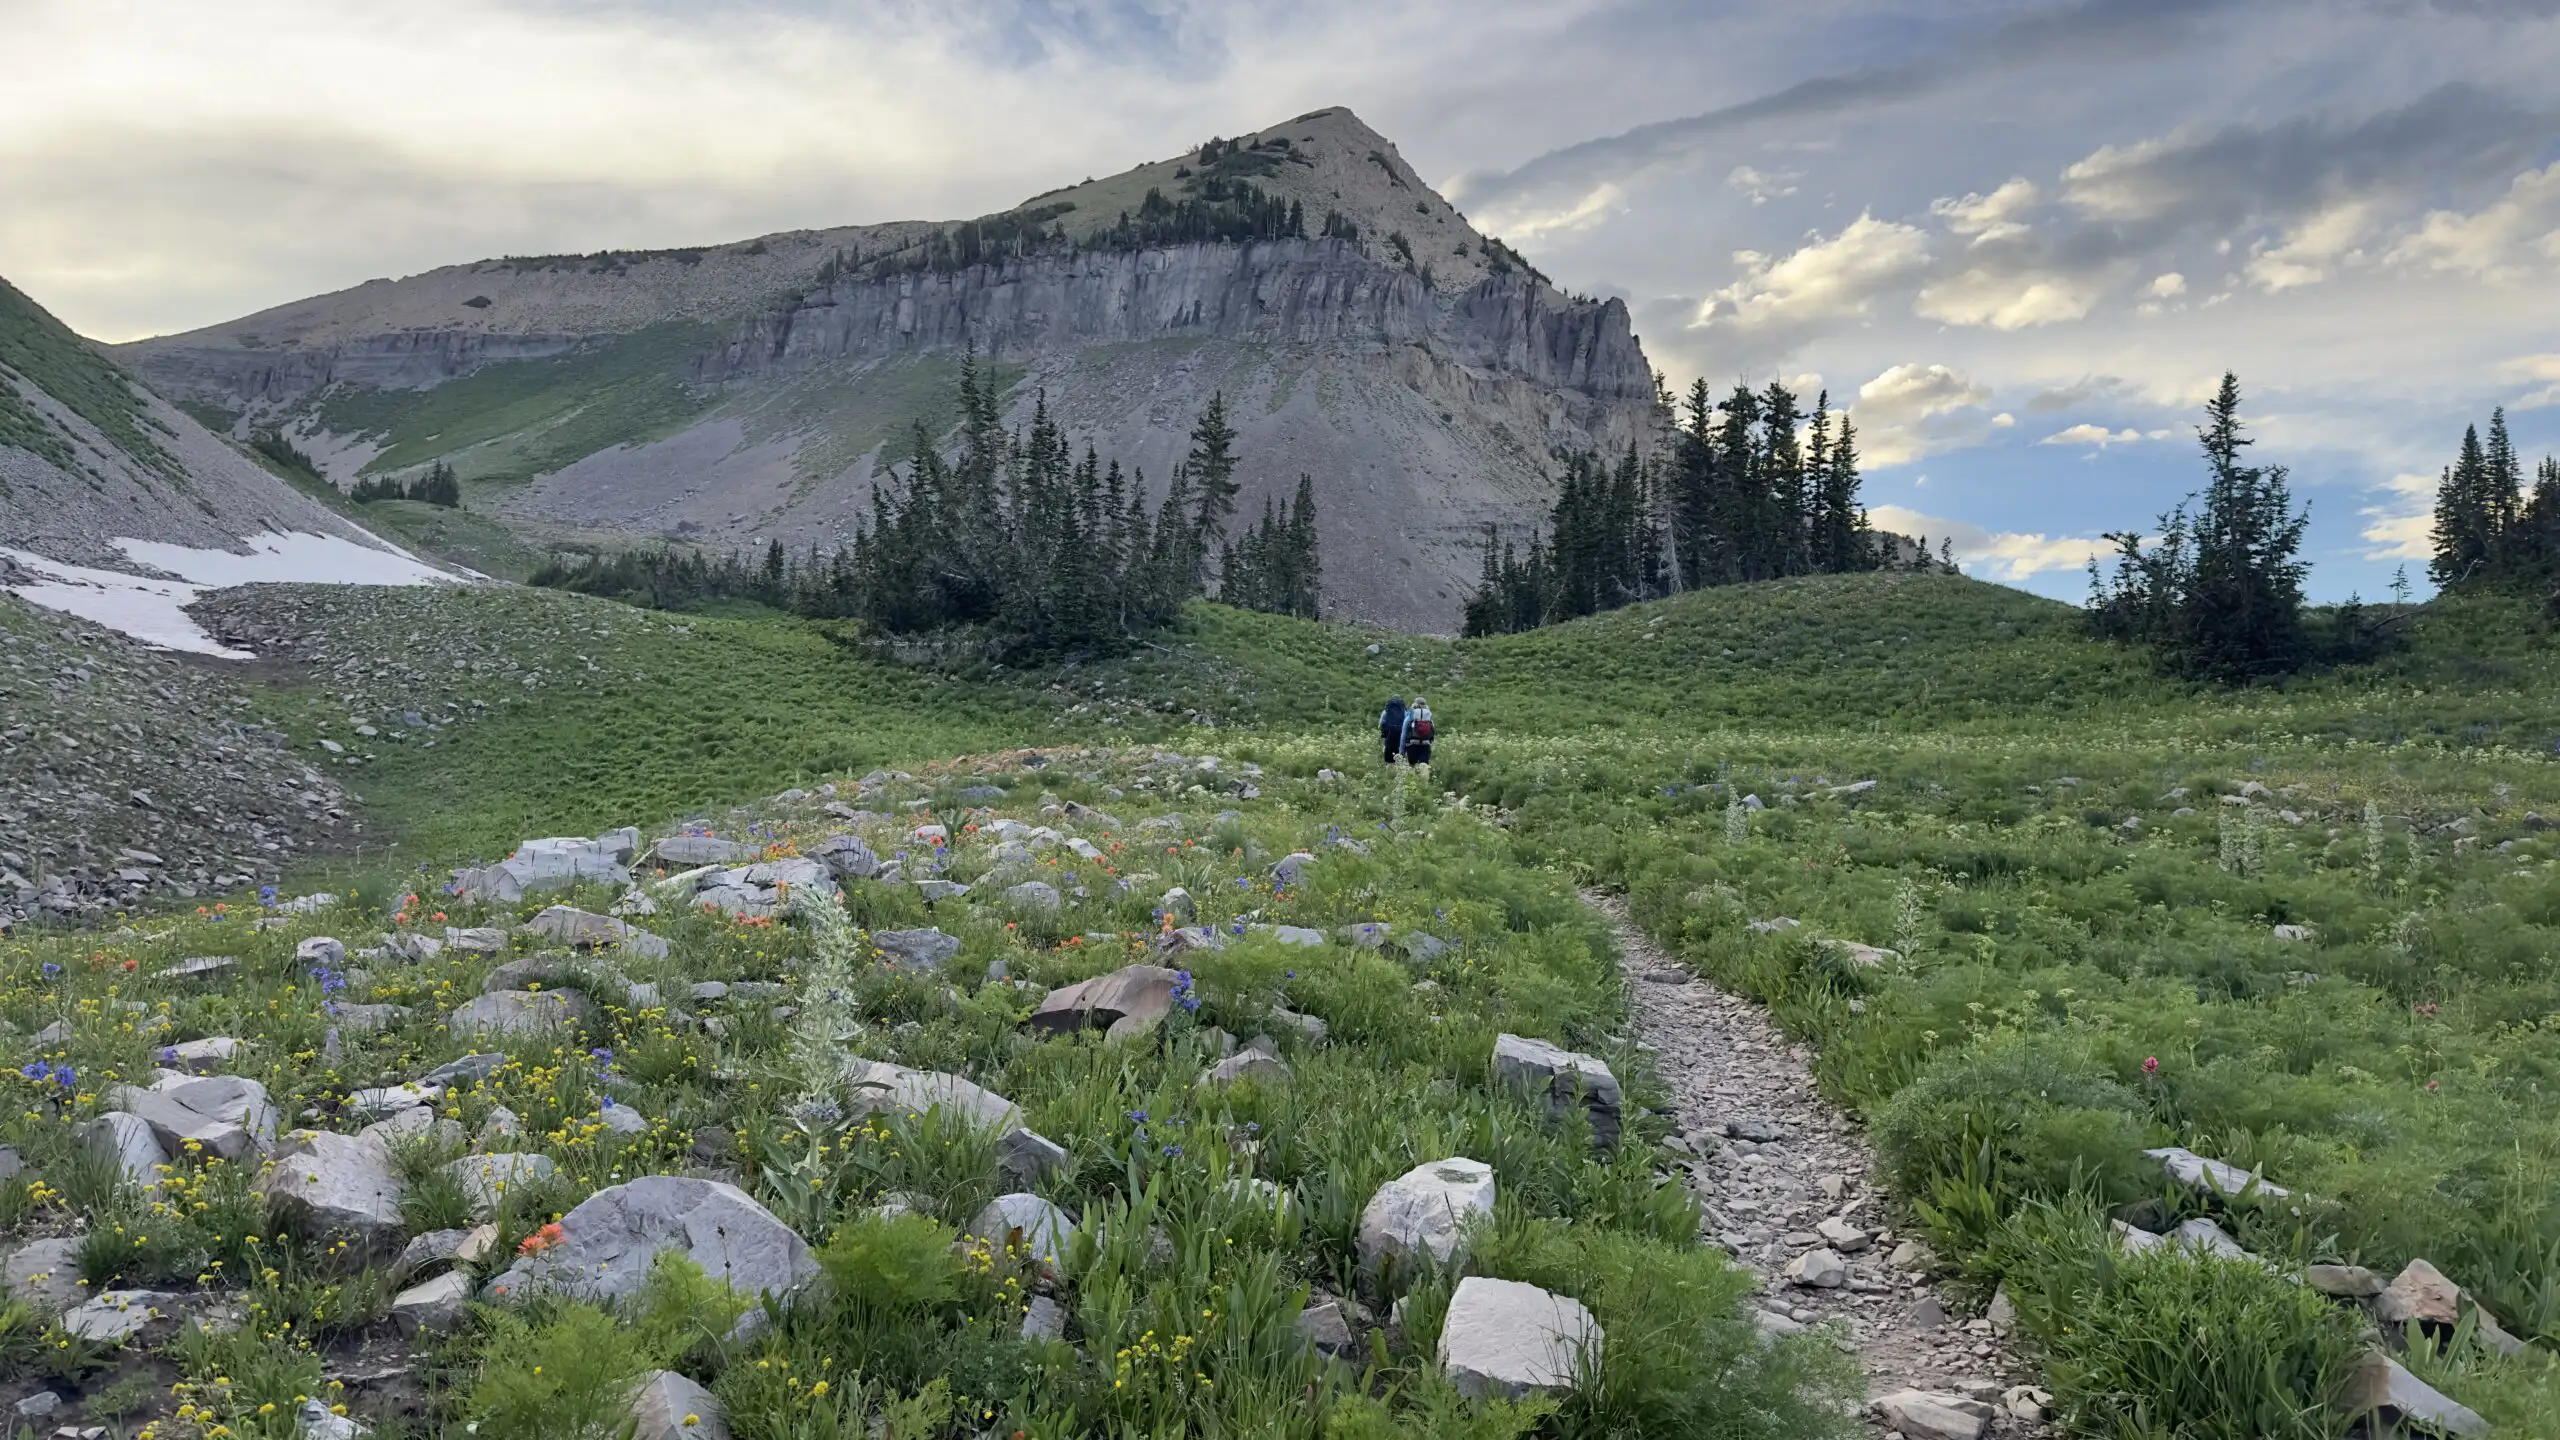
[696,240,1652,404]
[136,331,587,409]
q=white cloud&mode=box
[2245,200,2374,292]
[2055,132,2192,222]
[2389,162,2560,281]
[2359,472,2440,560]
[1930,178,2040,244]
[1693,213,1930,334]
[1913,267,2106,329]
[1991,412,2015,428]
[1479,181,1626,243]
[2149,272,2187,297]
[1867,504,2115,582]
[1726,165,1800,205]
[2039,423,2143,448]
[1852,362,1996,466]
[2507,353,2560,410]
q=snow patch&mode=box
[2,531,455,658]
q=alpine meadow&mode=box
[6,12,2560,1440]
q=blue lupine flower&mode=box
[1245,1121,1261,1134]
[259,885,279,905]
[41,962,60,980]
[19,1063,43,1083]
[601,1095,616,1109]
[1128,1109,1149,1125]
[1161,1143,1183,1159]
[1284,970,1296,980]
[51,1066,73,1091]
[161,1047,178,1064]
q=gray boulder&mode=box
[522,906,668,959]
[484,1176,818,1335]
[1270,852,1316,887]
[162,1037,245,1073]
[1874,1390,1992,1440]
[1296,1296,1355,1356]
[1785,1248,1848,1288]
[814,834,880,881]
[449,1153,557,1213]
[1005,881,1062,913]
[1356,1157,1495,1278]
[1438,1277,1600,1401]
[1200,1048,1292,1087]
[154,955,238,985]
[630,1370,730,1440]
[451,989,593,1040]
[262,1131,405,1253]
[1160,887,1197,923]
[453,831,636,902]
[295,936,346,968]
[1491,1034,1622,1146]
[1027,964,1183,1038]
[78,1111,169,1188]
[872,928,962,969]
[997,1128,1070,1188]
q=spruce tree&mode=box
[2432,424,2493,587]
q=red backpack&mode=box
[1410,714,1434,742]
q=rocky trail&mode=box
[1590,891,2051,1440]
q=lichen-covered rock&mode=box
[1027,964,1183,1038]
[1356,1157,1494,1279]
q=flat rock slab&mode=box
[1357,1157,1494,1278]
[154,955,237,984]
[61,1289,174,1343]
[2344,1352,2486,1437]
[522,905,667,958]
[3,1237,88,1315]
[79,1111,169,1188]
[872,928,961,969]
[2146,1145,2289,1199]
[451,989,593,1040]
[968,1193,1076,1266]
[485,1176,816,1334]
[1875,1389,1992,1440]
[845,1061,1022,1133]
[161,1037,245,1073]
[1437,1276,1600,1401]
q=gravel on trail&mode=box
[1589,890,2051,1438]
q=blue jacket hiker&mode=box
[1379,697,1406,764]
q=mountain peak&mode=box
[997,106,1525,293]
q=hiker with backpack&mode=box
[1401,697,1435,768]
[1379,696,1406,765]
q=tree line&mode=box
[348,460,460,507]
[533,362,1319,653]
[2427,406,2560,597]
[2082,373,2393,682]
[1463,379,1925,637]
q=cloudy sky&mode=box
[7,0,2560,601]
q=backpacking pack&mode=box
[1410,714,1435,742]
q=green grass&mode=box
[0,273,174,475]
[33,567,2560,1433]
[0,758,1860,1438]
[309,322,717,483]
[737,352,1027,484]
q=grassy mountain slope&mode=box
[0,272,398,566]
[13,569,2560,1430]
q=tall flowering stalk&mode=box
[787,886,871,1119]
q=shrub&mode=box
[1874,1032,2159,1252]
[1988,1200,2364,1439]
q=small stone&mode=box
[2376,1258,2463,1329]
[2306,1263,2384,1298]
[391,1271,471,1335]
[1296,1296,1356,1356]
[1357,1157,1495,1279]
[448,1153,557,1213]
[1786,1248,1847,1288]
[629,1369,729,1440]
[1815,1216,1870,1253]
[1874,1389,1991,1440]
[1909,1296,1947,1329]
[59,1289,173,1343]
[1985,1285,2016,1336]
[967,1193,1077,1266]
[1021,1295,1066,1342]
[14,1392,60,1419]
